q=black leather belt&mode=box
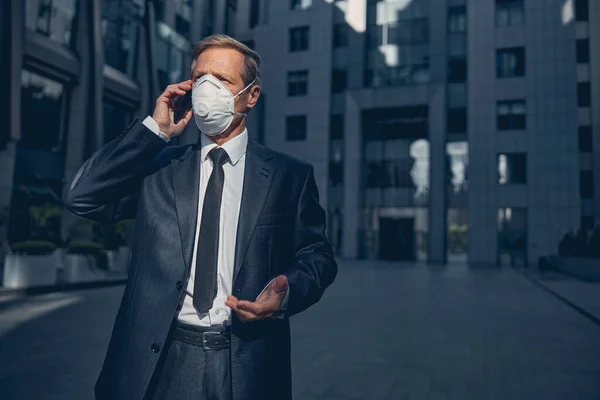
[173,321,231,350]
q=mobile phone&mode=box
[173,90,192,123]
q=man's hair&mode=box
[191,35,261,87]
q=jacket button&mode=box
[176,281,183,290]
[151,343,161,353]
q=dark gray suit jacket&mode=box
[62,119,338,400]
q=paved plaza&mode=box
[0,260,599,400]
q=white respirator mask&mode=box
[191,74,256,136]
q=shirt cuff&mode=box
[142,116,170,142]
[256,277,289,319]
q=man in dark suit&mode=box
[62,35,337,400]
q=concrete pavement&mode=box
[0,260,599,400]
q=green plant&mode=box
[11,240,57,255]
[67,240,104,255]
[115,220,134,243]
[448,224,468,254]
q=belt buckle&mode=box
[202,331,229,350]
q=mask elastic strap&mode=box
[231,78,257,117]
[233,78,257,99]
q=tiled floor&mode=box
[0,260,599,400]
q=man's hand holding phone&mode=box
[152,80,194,139]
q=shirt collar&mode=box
[199,128,248,166]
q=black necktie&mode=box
[193,147,229,314]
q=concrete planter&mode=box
[106,247,131,274]
[548,256,600,282]
[3,252,59,288]
[63,254,106,283]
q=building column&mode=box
[1,0,24,262]
[427,0,449,264]
[342,92,361,259]
[428,86,448,264]
[61,0,96,241]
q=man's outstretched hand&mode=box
[226,275,288,322]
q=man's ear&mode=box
[246,85,261,111]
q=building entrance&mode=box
[378,217,415,261]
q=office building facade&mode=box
[234,0,600,265]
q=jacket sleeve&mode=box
[282,164,338,318]
[62,118,169,223]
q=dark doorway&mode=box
[378,217,415,261]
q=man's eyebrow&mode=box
[192,70,234,81]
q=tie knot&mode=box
[209,147,229,166]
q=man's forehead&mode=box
[192,49,243,80]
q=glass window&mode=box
[448,6,466,33]
[330,114,344,140]
[156,23,189,89]
[289,26,309,52]
[224,0,237,36]
[447,141,469,198]
[497,99,526,130]
[579,126,593,152]
[366,25,383,49]
[103,100,133,144]
[25,0,78,47]
[497,207,527,266]
[497,153,527,184]
[203,0,216,36]
[387,18,429,46]
[448,56,467,83]
[333,23,348,48]
[365,64,430,88]
[578,82,591,107]
[496,0,524,26]
[580,170,594,198]
[10,70,68,252]
[287,70,308,96]
[331,69,347,94]
[575,0,589,21]
[286,115,307,141]
[290,0,311,10]
[250,0,260,28]
[20,70,66,152]
[576,39,590,64]
[447,208,468,259]
[329,159,343,187]
[447,107,467,133]
[102,0,143,78]
[496,47,525,78]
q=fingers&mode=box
[157,80,193,102]
[226,296,273,322]
[175,109,193,130]
[226,296,257,322]
[238,300,267,316]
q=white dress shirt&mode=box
[142,116,288,327]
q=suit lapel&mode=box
[233,139,275,288]
[170,145,200,275]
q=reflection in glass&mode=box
[156,22,189,90]
[497,207,527,266]
[365,2,430,88]
[20,70,65,152]
[447,208,468,263]
[25,0,78,47]
[361,107,430,261]
[103,101,133,144]
[102,0,143,77]
[498,153,526,184]
[9,70,68,251]
[447,141,468,197]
